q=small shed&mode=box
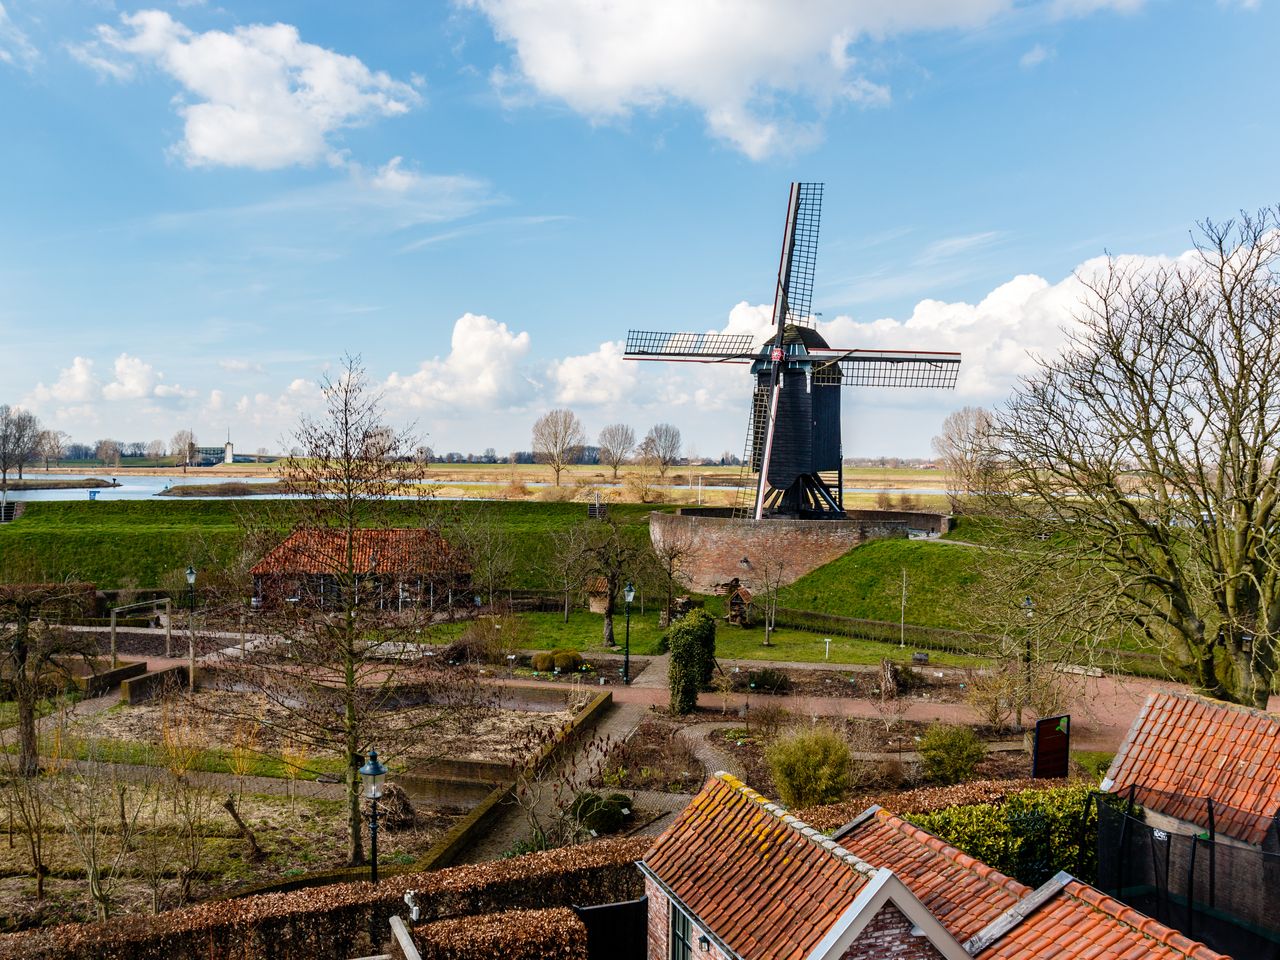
[727,585,753,626]
[585,576,610,614]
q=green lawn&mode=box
[0,500,661,591]
[778,538,986,630]
[457,609,987,667]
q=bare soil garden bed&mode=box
[593,718,706,793]
[70,690,576,769]
[711,717,1028,799]
[0,788,457,931]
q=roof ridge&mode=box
[873,808,1031,900]
[1061,880,1223,958]
[712,772,878,879]
[1152,688,1280,722]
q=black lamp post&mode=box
[1022,595,1034,689]
[185,565,197,690]
[623,581,636,685]
[359,750,388,884]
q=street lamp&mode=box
[623,581,636,685]
[1022,596,1034,690]
[185,566,197,691]
[359,750,388,885]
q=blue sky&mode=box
[1,0,1275,459]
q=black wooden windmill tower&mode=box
[625,182,961,520]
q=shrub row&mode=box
[410,907,586,960]
[907,783,1096,886]
[0,836,649,960]
[798,777,1072,831]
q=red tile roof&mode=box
[835,808,1027,943]
[250,528,460,577]
[837,808,1229,960]
[642,774,877,960]
[1103,691,1280,845]
[980,880,1225,960]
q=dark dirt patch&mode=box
[594,718,705,793]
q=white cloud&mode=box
[385,313,534,409]
[465,0,1021,158]
[76,10,421,169]
[29,357,99,404]
[1019,43,1054,68]
[369,156,421,193]
[102,353,157,400]
[0,2,38,71]
[549,340,636,405]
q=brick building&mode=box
[640,773,1226,960]
[250,527,468,611]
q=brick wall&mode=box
[651,512,908,594]
[841,903,948,960]
[643,877,733,960]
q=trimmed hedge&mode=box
[411,907,586,960]
[908,783,1097,886]
[666,609,716,715]
[0,836,648,960]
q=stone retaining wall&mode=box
[651,511,917,594]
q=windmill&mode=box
[625,182,961,520]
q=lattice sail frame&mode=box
[776,182,822,329]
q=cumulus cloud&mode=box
[0,1,38,70]
[102,354,158,400]
[385,313,534,410]
[218,358,265,374]
[74,10,420,169]
[549,339,636,405]
[29,357,99,404]
[470,0,1117,157]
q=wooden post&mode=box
[109,608,118,667]
[164,599,172,658]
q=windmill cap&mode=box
[769,324,830,350]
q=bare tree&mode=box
[0,405,40,497]
[931,406,999,511]
[146,438,167,459]
[94,438,122,467]
[0,584,98,776]
[50,736,151,921]
[648,518,699,624]
[988,208,1280,708]
[532,409,586,486]
[557,517,651,645]
[453,506,514,608]
[36,430,68,471]
[0,729,54,899]
[643,423,682,479]
[214,356,484,867]
[170,429,196,464]
[744,536,791,647]
[597,424,635,481]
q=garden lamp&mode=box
[359,750,388,884]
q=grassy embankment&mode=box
[0,500,658,590]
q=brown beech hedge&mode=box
[0,836,648,960]
[410,907,587,960]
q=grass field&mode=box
[436,609,985,667]
[0,500,659,590]
[778,538,986,630]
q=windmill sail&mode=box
[617,182,961,522]
[625,330,756,361]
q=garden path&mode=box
[675,722,749,782]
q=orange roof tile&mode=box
[250,528,460,577]
[980,881,1227,960]
[837,809,1229,960]
[1103,691,1280,845]
[835,808,1028,942]
[642,774,876,960]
